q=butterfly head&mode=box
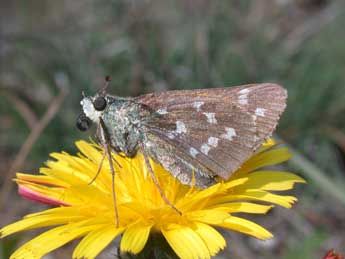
[77,92,108,131]
[77,76,113,131]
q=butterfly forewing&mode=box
[136,83,287,188]
[234,84,287,148]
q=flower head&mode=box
[1,140,305,259]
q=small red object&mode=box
[323,249,343,259]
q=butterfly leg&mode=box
[139,142,182,215]
[88,148,106,185]
[105,142,120,228]
[99,118,120,228]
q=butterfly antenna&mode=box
[98,75,111,96]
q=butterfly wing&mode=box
[136,83,287,188]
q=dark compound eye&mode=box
[76,113,92,131]
[93,97,107,111]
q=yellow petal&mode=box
[179,178,248,211]
[120,223,152,254]
[259,139,276,150]
[16,173,67,187]
[210,202,273,214]
[41,164,87,186]
[73,225,124,259]
[222,190,298,208]
[184,184,223,203]
[222,177,249,189]
[16,180,70,205]
[75,140,103,163]
[162,224,210,259]
[193,222,226,256]
[0,207,84,237]
[10,223,97,259]
[236,171,306,191]
[217,216,273,240]
[186,210,230,225]
[235,148,291,177]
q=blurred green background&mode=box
[1,1,345,258]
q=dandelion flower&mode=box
[1,140,305,259]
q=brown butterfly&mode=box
[77,80,287,225]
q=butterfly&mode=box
[77,78,287,225]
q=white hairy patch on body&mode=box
[193,101,204,112]
[203,112,217,124]
[189,147,199,158]
[201,143,211,155]
[255,108,266,117]
[175,121,187,134]
[157,107,168,115]
[221,127,237,141]
[81,98,102,123]
[208,136,219,147]
[238,88,250,105]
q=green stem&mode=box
[287,144,345,206]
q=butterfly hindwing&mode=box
[144,130,217,188]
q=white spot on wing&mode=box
[157,107,168,115]
[203,112,217,124]
[208,137,219,147]
[201,144,210,155]
[255,108,266,117]
[221,127,236,141]
[238,88,250,105]
[193,101,204,112]
[238,97,248,105]
[167,132,175,139]
[239,88,250,95]
[189,147,199,158]
[175,121,187,134]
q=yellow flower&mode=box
[1,140,305,259]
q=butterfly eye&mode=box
[76,113,92,131]
[93,97,107,111]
